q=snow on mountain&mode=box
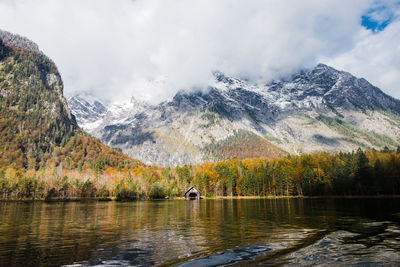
[68,64,400,167]
[68,95,107,131]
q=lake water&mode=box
[0,198,399,266]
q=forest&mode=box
[0,147,399,201]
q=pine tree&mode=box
[373,159,384,194]
[355,148,372,194]
[302,166,313,195]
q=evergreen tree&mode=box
[373,159,384,194]
[355,148,372,194]
[302,166,313,195]
[94,158,106,176]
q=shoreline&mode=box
[199,195,400,199]
[1,195,400,203]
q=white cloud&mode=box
[325,18,400,99]
[3,0,399,103]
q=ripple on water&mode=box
[282,226,400,266]
[175,245,272,267]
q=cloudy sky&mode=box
[0,0,399,103]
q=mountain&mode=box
[0,29,141,170]
[70,64,400,167]
[68,95,107,130]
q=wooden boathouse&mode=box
[184,186,201,200]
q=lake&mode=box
[0,198,399,266]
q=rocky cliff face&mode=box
[70,65,400,167]
[0,29,141,170]
[0,30,41,53]
[0,29,77,154]
[68,95,107,130]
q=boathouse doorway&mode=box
[185,186,201,200]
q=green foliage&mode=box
[200,112,218,128]
[45,188,56,201]
[149,182,165,199]
[317,115,399,149]
[264,135,283,144]
[95,158,106,176]
[17,177,37,199]
[115,180,139,201]
[302,166,313,195]
[354,148,372,194]
[0,178,11,199]
[79,180,96,198]
[58,176,70,199]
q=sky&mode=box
[0,0,399,103]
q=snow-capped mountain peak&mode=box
[68,95,107,130]
[68,64,400,167]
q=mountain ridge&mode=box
[69,64,400,167]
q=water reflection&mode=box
[0,198,399,266]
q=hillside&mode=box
[71,65,400,167]
[0,29,141,172]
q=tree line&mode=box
[0,147,399,201]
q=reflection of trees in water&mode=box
[0,198,399,266]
